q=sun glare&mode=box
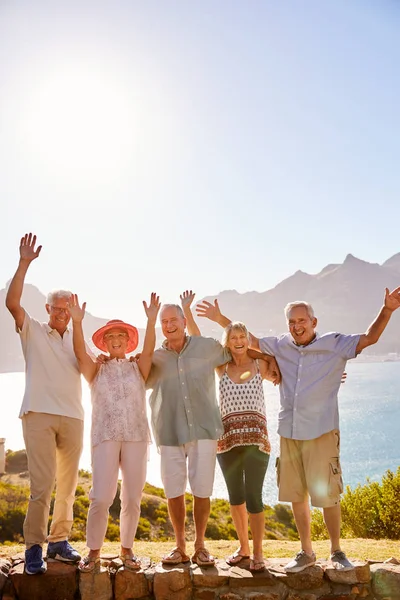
[20,66,149,181]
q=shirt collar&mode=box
[44,323,70,336]
[291,331,319,348]
[162,335,191,353]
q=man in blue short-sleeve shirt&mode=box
[196,287,400,573]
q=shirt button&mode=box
[182,382,184,385]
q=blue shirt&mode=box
[259,332,360,440]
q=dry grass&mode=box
[1,539,400,562]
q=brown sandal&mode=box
[120,554,141,571]
[78,556,101,573]
[191,547,215,567]
[249,558,266,572]
[162,547,190,565]
[226,550,250,566]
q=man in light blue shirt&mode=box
[196,287,400,573]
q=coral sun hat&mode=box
[92,319,139,353]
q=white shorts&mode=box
[160,439,218,499]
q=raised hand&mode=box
[180,290,196,311]
[20,233,42,262]
[196,299,222,322]
[384,286,400,312]
[68,294,86,322]
[143,292,161,323]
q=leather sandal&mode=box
[120,554,141,571]
[78,556,101,573]
[191,547,215,567]
[249,558,266,572]
[162,547,190,565]
[226,550,250,566]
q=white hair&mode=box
[46,290,72,305]
[284,301,315,320]
[160,304,184,319]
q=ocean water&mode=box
[1,362,400,506]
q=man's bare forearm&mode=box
[6,259,30,310]
[357,306,394,352]
[183,306,201,336]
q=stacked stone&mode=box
[1,554,400,600]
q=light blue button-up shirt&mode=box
[259,332,360,441]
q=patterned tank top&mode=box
[217,361,270,454]
[90,359,151,447]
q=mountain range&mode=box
[2,252,400,372]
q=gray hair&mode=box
[160,304,184,319]
[221,321,250,347]
[284,301,315,320]
[46,290,72,305]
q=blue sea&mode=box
[1,362,400,506]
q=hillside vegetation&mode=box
[2,450,400,545]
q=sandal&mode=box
[226,550,250,566]
[120,554,141,571]
[162,547,190,565]
[249,558,266,573]
[78,555,101,573]
[191,547,215,567]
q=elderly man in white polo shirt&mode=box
[197,287,400,573]
[6,233,83,575]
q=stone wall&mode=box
[1,554,400,600]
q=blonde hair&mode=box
[222,321,250,347]
[284,301,315,320]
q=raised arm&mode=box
[196,299,261,350]
[356,287,400,354]
[256,353,282,385]
[137,293,161,381]
[180,290,201,336]
[68,294,99,383]
[6,233,42,330]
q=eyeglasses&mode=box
[50,306,69,314]
[103,333,128,341]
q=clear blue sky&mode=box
[1,0,399,326]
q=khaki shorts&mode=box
[277,430,343,508]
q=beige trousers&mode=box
[22,412,83,549]
[87,440,148,550]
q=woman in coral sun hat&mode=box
[68,293,160,573]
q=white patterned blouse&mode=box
[90,358,151,447]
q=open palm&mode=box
[20,233,42,262]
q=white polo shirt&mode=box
[18,312,83,420]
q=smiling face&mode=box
[46,296,71,334]
[103,327,130,359]
[160,305,186,346]
[287,306,317,346]
[226,326,249,357]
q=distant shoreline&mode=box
[2,354,400,374]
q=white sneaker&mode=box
[284,550,316,573]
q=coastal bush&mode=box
[309,468,400,540]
